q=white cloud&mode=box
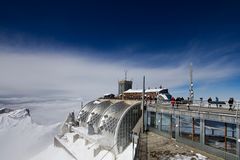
[0,46,238,100]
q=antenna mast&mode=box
[124,70,128,80]
[189,63,194,102]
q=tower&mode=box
[118,71,132,95]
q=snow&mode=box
[31,145,75,160]
[0,108,60,160]
[124,88,166,93]
[124,89,142,93]
[117,143,135,160]
[170,153,207,160]
[146,88,164,93]
[196,153,207,159]
[0,108,29,129]
[8,108,29,119]
[60,134,115,160]
[0,97,82,125]
[35,132,115,160]
[33,133,135,160]
[93,100,101,104]
[0,97,82,160]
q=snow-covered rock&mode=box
[8,108,30,118]
[0,108,60,160]
[0,108,31,129]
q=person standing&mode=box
[171,97,175,108]
[208,97,212,108]
[228,97,234,111]
[215,97,219,108]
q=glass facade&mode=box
[205,120,236,154]
[147,110,238,157]
[179,115,200,142]
[117,104,142,152]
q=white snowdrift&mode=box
[31,145,75,160]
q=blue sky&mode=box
[0,0,240,100]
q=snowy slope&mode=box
[0,108,60,160]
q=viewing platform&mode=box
[147,101,240,124]
[137,100,240,160]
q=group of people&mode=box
[170,96,235,111]
[207,97,235,111]
[170,96,190,110]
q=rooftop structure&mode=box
[123,88,172,100]
[56,99,142,158]
[118,80,133,96]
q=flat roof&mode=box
[124,88,167,94]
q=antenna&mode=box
[124,70,128,80]
[189,63,194,102]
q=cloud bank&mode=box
[0,45,239,100]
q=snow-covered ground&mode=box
[31,145,76,160]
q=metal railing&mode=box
[134,130,148,160]
[154,99,240,111]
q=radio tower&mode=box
[189,63,194,102]
[124,70,128,80]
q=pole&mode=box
[189,63,194,102]
[224,123,227,151]
[142,76,145,133]
[192,117,195,141]
[200,118,205,146]
[170,114,173,137]
[132,135,134,160]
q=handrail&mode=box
[156,99,240,109]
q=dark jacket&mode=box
[228,98,234,105]
[208,98,212,103]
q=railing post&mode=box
[192,117,195,141]
[175,115,180,139]
[144,110,148,132]
[160,112,162,131]
[224,123,227,151]
[156,113,161,130]
[236,124,240,160]
[170,114,173,137]
[200,118,205,146]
